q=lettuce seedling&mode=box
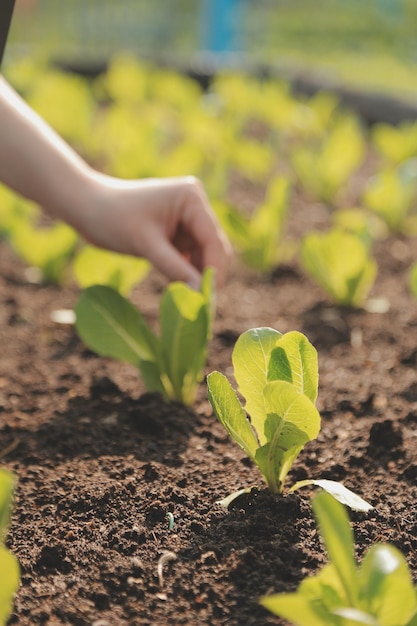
[215,177,291,272]
[208,328,372,510]
[291,115,365,203]
[207,327,320,494]
[75,269,214,405]
[261,491,417,626]
[332,207,388,250]
[300,229,377,308]
[73,245,150,296]
[372,120,417,166]
[362,162,417,235]
[0,470,20,626]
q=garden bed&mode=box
[1,185,417,625]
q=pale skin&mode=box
[0,76,231,289]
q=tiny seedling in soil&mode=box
[207,327,372,511]
[0,469,20,626]
[261,491,417,626]
[75,268,214,406]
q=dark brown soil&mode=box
[1,192,417,626]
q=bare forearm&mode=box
[0,76,94,229]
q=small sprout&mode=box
[165,512,175,530]
[157,551,177,588]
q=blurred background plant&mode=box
[6,0,417,102]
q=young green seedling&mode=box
[75,269,214,406]
[362,161,417,235]
[73,245,150,296]
[300,228,377,308]
[291,115,365,204]
[261,491,417,626]
[207,328,372,510]
[372,119,417,166]
[0,470,20,626]
[215,177,291,272]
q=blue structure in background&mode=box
[200,0,243,54]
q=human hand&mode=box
[78,174,232,289]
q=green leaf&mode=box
[301,229,377,308]
[0,471,15,543]
[255,381,320,492]
[362,169,414,233]
[312,492,359,607]
[215,179,290,272]
[290,479,373,513]
[199,267,215,340]
[73,245,150,295]
[207,371,258,460]
[261,563,353,625]
[75,285,159,367]
[260,592,327,626]
[0,547,20,626]
[160,281,210,404]
[359,544,417,626]
[406,609,417,626]
[268,330,318,403]
[0,470,19,626]
[232,327,282,445]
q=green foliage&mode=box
[26,70,95,151]
[332,207,388,249]
[291,116,365,203]
[362,161,417,234]
[9,219,78,284]
[261,491,417,626]
[300,229,377,308]
[73,245,150,296]
[207,328,321,494]
[0,470,20,626]
[372,121,417,166]
[215,177,291,272]
[208,329,373,510]
[75,269,214,405]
